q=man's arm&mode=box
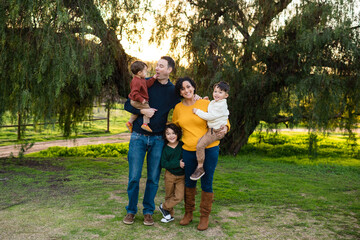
[124,98,158,117]
[124,98,141,115]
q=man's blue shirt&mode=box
[124,79,180,135]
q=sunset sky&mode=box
[119,0,360,63]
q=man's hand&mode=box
[193,94,209,101]
[193,94,201,101]
[140,108,157,118]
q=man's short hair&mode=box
[130,61,147,75]
[214,81,230,93]
[161,56,175,73]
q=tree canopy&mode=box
[0,0,149,137]
[1,0,359,155]
[152,0,360,155]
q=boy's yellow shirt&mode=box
[172,99,230,151]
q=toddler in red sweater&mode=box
[126,61,158,132]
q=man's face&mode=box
[155,59,172,80]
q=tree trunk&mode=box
[17,112,21,141]
[222,120,258,156]
[106,104,110,133]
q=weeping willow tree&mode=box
[0,0,149,138]
[152,0,360,155]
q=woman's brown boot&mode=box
[180,187,196,225]
[197,191,214,231]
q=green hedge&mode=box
[37,143,129,157]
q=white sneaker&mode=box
[161,217,174,223]
[158,203,171,220]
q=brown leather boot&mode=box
[179,187,196,226]
[197,191,214,231]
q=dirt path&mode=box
[0,133,131,158]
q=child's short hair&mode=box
[130,61,147,75]
[163,123,182,144]
[214,81,230,93]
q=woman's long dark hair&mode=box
[175,77,196,98]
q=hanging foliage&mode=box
[0,0,148,137]
[152,0,360,155]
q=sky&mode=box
[119,0,170,62]
[118,0,360,63]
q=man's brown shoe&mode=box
[123,213,135,225]
[190,167,205,180]
[143,214,154,226]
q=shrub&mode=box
[38,143,129,157]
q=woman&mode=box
[172,77,230,231]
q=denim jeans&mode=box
[126,132,164,215]
[183,146,219,192]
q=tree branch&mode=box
[253,0,292,38]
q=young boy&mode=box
[191,81,230,180]
[158,123,185,223]
[126,61,158,133]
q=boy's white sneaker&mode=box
[158,203,171,220]
[161,217,174,223]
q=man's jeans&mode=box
[125,132,164,215]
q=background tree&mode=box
[152,0,360,155]
[0,0,149,138]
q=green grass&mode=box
[0,105,131,146]
[1,153,359,239]
[1,115,359,238]
[241,131,360,166]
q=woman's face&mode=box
[180,81,195,99]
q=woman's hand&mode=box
[140,108,157,118]
[216,125,228,138]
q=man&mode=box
[123,56,180,226]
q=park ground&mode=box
[0,130,359,239]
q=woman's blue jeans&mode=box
[125,132,164,215]
[183,146,219,193]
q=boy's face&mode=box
[155,59,172,80]
[165,128,178,144]
[137,66,148,78]
[213,86,228,101]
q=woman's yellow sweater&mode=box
[172,99,230,151]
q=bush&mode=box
[38,143,129,157]
[240,133,359,159]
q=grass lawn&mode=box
[1,113,359,239]
[1,153,359,239]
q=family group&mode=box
[123,56,230,231]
